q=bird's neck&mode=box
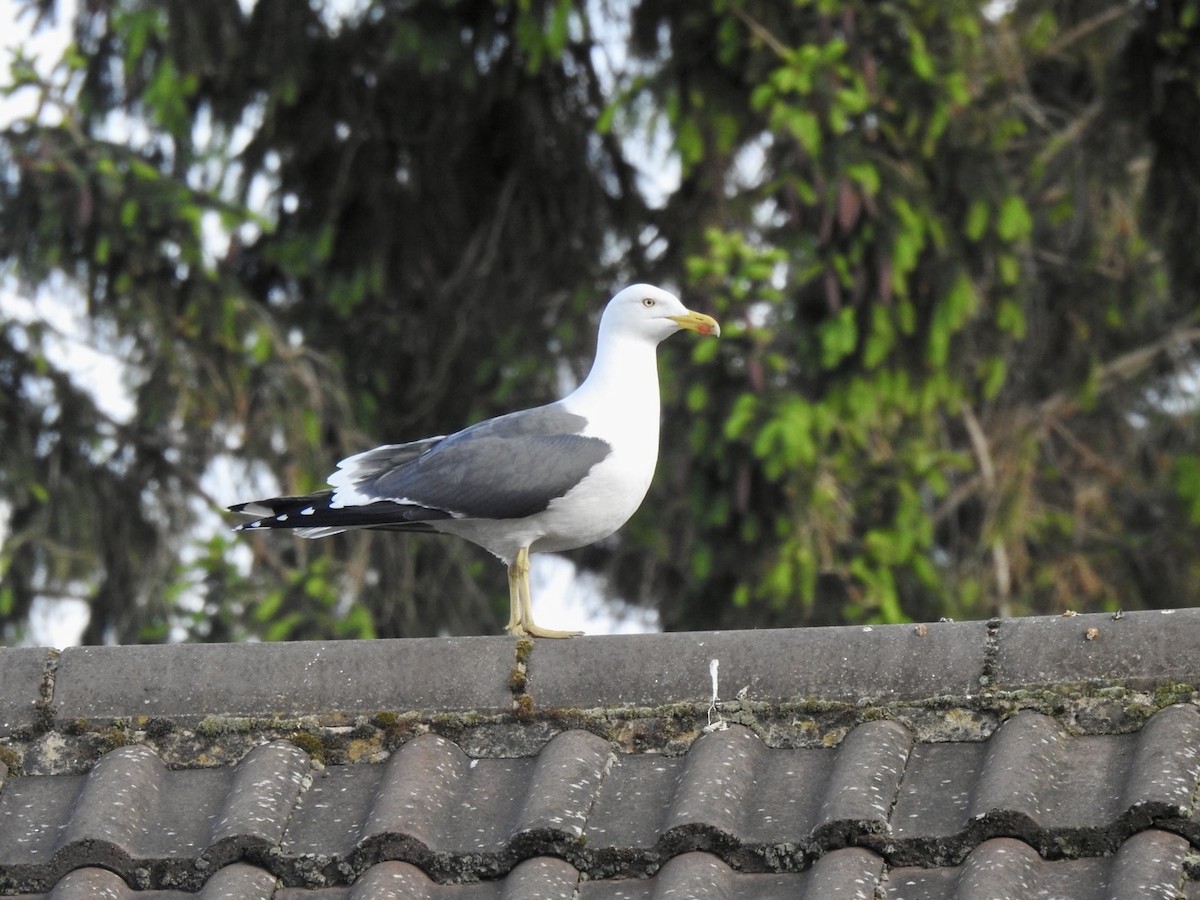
[565,330,662,424]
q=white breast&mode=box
[529,358,662,553]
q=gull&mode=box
[230,284,720,637]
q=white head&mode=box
[598,284,721,345]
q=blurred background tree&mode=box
[1,0,1197,644]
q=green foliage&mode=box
[1174,456,1200,525]
[0,0,634,643]
[1,0,1198,644]
[621,0,1200,628]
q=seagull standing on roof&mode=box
[230,284,720,638]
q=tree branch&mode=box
[1039,324,1200,422]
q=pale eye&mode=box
[641,297,656,308]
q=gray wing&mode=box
[365,403,611,520]
[230,405,610,534]
[329,436,446,486]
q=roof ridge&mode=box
[3,610,1197,776]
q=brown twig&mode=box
[728,4,790,60]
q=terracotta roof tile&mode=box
[992,609,1200,689]
[3,705,1198,890]
[885,830,1194,900]
[36,863,278,899]
[0,647,49,734]
[276,858,581,899]
[890,704,1200,861]
[530,620,988,710]
[53,638,514,722]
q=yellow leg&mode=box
[505,561,524,635]
[508,546,581,639]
